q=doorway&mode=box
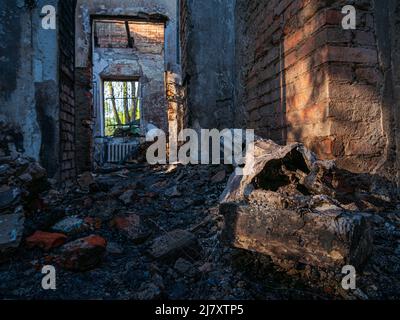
[89,16,169,166]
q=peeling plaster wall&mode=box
[75,0,179,71]
[92,43,167,134]
[75,0,180,168]
[0,0,60,177]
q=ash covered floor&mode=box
[1,160,400,300]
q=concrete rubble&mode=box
[0,123,48,261]
[149,229,200,261]
[0,212,25,260]
[51,216,88,236]
[1,134,400,299]
[220,139,397,271]
[1,0,400,302]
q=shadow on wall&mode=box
[272,31,398,197]
[272,1,393,179]
[234,0,400,187]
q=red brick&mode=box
[354,31,376,46]
[328,46,378,64]
[345,139,384,156]
[26,231,68,251]
[287,101,328,125]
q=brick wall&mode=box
[92,19,168,134]
[179,0,190,129]
[75,67,93,174]
[95,21,165,53]
[129,21,165,54]
[59,0,77,181]
[180,0,190,85]
[130,20,167,132]
[166,71,187,145]
[235,0,396,177]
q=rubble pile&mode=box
[0,124,48,261]
[1,138,400,299]
[1,163,256,300]
[0,122,24,158]
[220,139,397,272]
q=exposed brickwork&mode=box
[95,21,129,48]
[75,67,93,174]
[179,0,190,129]
[129,22,165,54]
[95,21,165,53]
[180,0,190,85]
[59,0,77,181]
[235,0,391,175]
[166,71,187,145]
[92,19,168,135]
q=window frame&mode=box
[94,20,134,49]
[101,78,142,138]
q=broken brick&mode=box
[26,231,67,251]
[0,187,21,211]
[77,172,96,190]
[110,214,150,244]
[58,235,107,271]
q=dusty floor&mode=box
[1,163,400,300]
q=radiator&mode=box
[106,143,138,163]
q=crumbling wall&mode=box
[75,0,180,168]
[59,0,77,181]
[75,0,179,72]
[235,0,400,184]
[166,71,186,146]
[0,0,76,181]
[92,21,168,134]
[0,0,58,167]
[75,67,93,173]
[179,0,190,131]
[180,0,236,130]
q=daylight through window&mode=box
[103,80,141,137]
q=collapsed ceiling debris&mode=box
[0,123,48,261]
[220,139,397,272]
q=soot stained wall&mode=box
[234,0,400,183]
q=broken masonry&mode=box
[146,128,254,166]
[220,139,396,272]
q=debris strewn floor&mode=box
[1,160,400,300]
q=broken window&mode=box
[94,20,133,48]
[128,22,165,53]
[94,20,165,51]
[103,81,141,137]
